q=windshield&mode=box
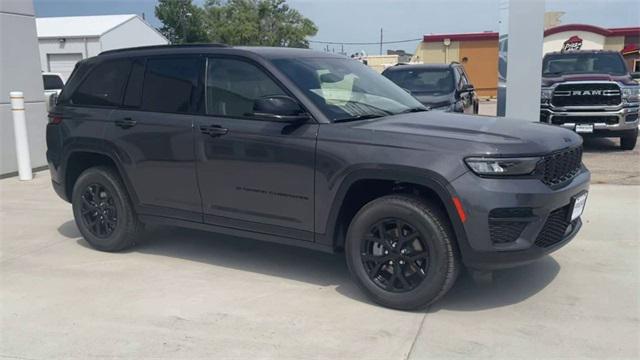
[272,57,425,122]
[383,68,455,94]
[542,52,627,76]
[43,74,64,90]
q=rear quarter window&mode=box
[69,59,131,107]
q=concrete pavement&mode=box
[1,171,639,359]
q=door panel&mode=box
[103,55,203,221]
[106,109,201,221]
[195,56,318,239]
[194,116,318,238]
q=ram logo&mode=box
[554,89,621,97]
[572,90,601,96]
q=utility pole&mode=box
[379,28,383,55]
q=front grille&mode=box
[541,146,583,187]
[551,115,618,125]
[552,83,621,107]
[535,205,575,248]
[489,221,527,244]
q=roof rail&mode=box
[99,43,229,56]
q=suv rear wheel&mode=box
[72,166,142,252]
[345,195,459,310]
[620,129,638,151]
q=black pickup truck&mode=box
[540,50,640,150]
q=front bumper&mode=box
[450,167,590,270]
[540,104,639,136]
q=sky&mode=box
[33,0,640,55]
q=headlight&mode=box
[622,86,640,103]
[465,157,541,176]
[541,88,553,104]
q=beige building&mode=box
[410,25,640,97]
[412,32,499,97]
[362,54,400,72]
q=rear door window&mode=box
[142,57,202,114]
[70,59,131,107]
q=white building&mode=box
[1,1,48,176]
[36,14,168,80]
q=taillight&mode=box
[48,113,63,124]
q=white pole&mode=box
[504,0,545,121]
[9,91,33,181]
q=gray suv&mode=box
[47,45,590,310]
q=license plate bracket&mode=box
[569,191,588,222]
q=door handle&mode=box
[200,125,228,137]
[115,118,137,129]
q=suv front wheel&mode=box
[72,166,142,252]
[345,195,459,310]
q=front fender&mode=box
[315,164,469,252]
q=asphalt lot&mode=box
[1,167,639,359]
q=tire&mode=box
[345,194,459,310]
[71,166,142,252]
[620,129,638,150]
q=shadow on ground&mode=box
[58,220,559,312]
[582,136,622,153]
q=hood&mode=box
[342,111,582,156]
[542,73,636,87]
[411,92,454,109]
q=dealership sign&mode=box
[562,35,583,52]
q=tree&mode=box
[203,0,317,48]
[155,0,209,44]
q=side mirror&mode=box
[252,95,309,122]
[459,84,475,93]
[631,72,640,80]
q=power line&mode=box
[309,38,422,45]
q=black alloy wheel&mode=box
[345,195,460,310]
[361,218,429,293]
[72,166,141,252]
[80,183,118,238]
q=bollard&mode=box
[9,91,33,180]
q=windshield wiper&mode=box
[333,114,385,123]
[398,107,429,114]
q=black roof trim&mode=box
[99,43,229,56]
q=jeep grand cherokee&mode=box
[47,45,590,310]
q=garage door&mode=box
[47,53,83,81]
